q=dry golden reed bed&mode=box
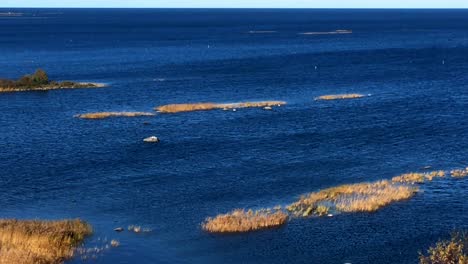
[75,112,155,119]
[202,209,288,233]
[155,101,286,113]
[203,168,467,233]
[0,219,92,264]
[314,93,366,101]
[287,180,417,214]
[391,171,446,183]
[419,232,467,264]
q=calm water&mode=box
[1,8,468,264]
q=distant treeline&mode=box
[0,69,50,89]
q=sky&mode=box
[2,0,468,8]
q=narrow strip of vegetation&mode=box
[392,172,426,184]
[202,209,288,233]
[287,180,418,215]
[451,168,468,178]
[155,101,286,113]
[0,219,92,264]
[314,93,366,101]
[75,112,155,119]
[419,232,467,264]
[202,167,467,233]
[0,69,103,93]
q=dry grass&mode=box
[287,180,418,215]
[75,112,155,119]
[203,167,466,233]
[451,168,468,178]
[0,219,92,264]
[425,170,446,181]
[314,94,366,101]
[392,172,426,184]
[335,183,416,212]
[391,171,446,183]
[202,209,288,233]
[315,205,330,216]
[419,232,467,264]
[155,101,286,113]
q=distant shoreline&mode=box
[0,12,23,17]
[0,82,106,93]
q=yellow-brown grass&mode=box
[425,170,446,181]
[314,94,366,101]
[392,172,426,184]
[203,167,465,233]
[287,180,418,214]
[335,183,416,212]
[155,101,286,113]
[419,232,467,264]
[202,209,288,233]
[75,112,155,119]
[391,171,446,183]
[0,219,92,264]
[451,168,468,178]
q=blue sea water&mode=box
[0,8,468,264]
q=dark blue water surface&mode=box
[1,8,468,264]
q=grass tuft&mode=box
[419,232,467,264]
[75,112,155,119]
[155,101,286,113]
[0,219,92,264]
[314,94,366,101]
[202,209,288,233]
[315,205,330,216]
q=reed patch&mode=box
[201,167,468,233]
[451,168,468,178]
[0,219,92,264]
[155,101,286,113]
[392,172,426,184]
[314,94,366,101]
[202,209,288,233]
[287,180,418,215]
[75,112,155,119]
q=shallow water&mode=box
[0,8,467,264]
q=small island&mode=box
[0,69,105,93]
